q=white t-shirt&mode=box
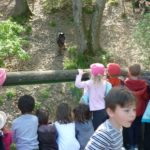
[55,121,80,150]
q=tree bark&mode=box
[72,0,106,54]
[72,0,88,53]
[3,69,90,86]
[91,0,106,53]
[12,0,32,18]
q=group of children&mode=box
[75,62,150,150]
[0,94,94,150]
[0,62,150,150]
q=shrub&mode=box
[0,20,29,67]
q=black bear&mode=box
[57,32,66,55]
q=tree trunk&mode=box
[72,0,106,54]
[12,0,32,18]
[72,0,88,53]
[3,69,150,86]
[91,0,106,53]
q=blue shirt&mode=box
[12,114,39,150]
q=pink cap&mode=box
[90,63,105,76]
[0,69,6,86]
[107,63,121,76]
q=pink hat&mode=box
[107,63,121,76]
[0,69,6,86]
[90,63,105,76]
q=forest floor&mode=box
[0,0,147,123]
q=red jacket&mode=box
[125,78,150,116]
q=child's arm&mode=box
[75,69,87,88]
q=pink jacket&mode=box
[75,74,111,111]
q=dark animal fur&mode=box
[56,32,66,54]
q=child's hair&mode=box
[18,95,35,114]
[36,109,49,125]
[55,103,72,124]
[73,104,92,123]
[90,63,105,84]
[128,64,141,76]
[105,87,136,111]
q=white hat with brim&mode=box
[0,111,7,129]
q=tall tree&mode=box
[72,0,106,54]
[12,0,32,18]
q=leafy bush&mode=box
[64,45,110,69]
[6,88,16,101]
[0,20,29,67]
[49,20,56,27]
[43,0,71,13]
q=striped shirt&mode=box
[85,119,125,150]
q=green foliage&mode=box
[64,46,110,69]
[0,20,29,67]
[37,88,50,100]
[0,95,5,106]
[35,101,42,110]
[6,88,16,101]
[68,83,82,102]
[10,144,16,150]
[133,14,150,64]
[49,21,56,27]
[64,46,91,69]
[43,0,71,13]
[83,6,94,14]
[107,0,119,6]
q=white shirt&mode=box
[55,121,80,150]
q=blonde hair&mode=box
[91,74,103,84]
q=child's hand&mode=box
[78,69,84,75]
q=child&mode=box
[107,63,124,87]
[85,87,136,150]
[0,111,12,150]
[54,103,80,150]
[75,63,112,130]
[124,64,150,150]
[36,109,58,150]
[73,104,94,150]
[12,95,39,150]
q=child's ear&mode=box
[106,108,115,118]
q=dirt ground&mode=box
[0,0,148,123]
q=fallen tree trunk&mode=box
[3,69,150,86]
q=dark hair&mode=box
[36,109,49,125]
[129,64,141,76]
[55,103,72,124]
[18,95,35,114]
[73,104,92,123]
[105,87,136,111]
